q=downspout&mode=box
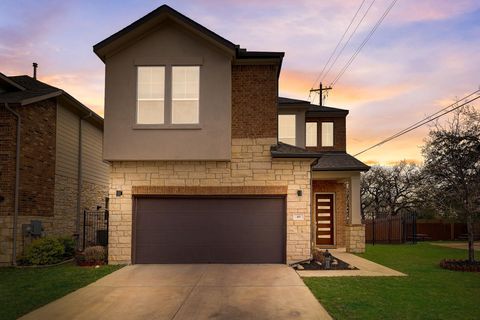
[76,112,92,249]
[4,103,20,266]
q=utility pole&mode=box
[310,82,332,107]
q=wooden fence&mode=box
[364,215,478,244]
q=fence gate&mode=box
[364,212,417,244]
[83,209,109,250]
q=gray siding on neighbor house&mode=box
[56,103,80,179]
[81,120,109,186]
[55,103,109,185]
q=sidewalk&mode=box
[297,249,406,277]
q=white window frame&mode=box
[171,66,200,125]
[306,121,318,147]
[321,122,334,147]
[136,66,165,125]
[278,114,296,146]
[135,65,201,127]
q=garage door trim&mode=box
[131,195,287,264]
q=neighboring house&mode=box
[0,73,109,265]
[94,5,369,265]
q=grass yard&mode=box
[304,243,480,320]
[0,262,123,320]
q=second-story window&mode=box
[137,66,165,124]
[306,122,317,147]
[172,66,200,124]
[278,114,296,145]
[321,122,334,147]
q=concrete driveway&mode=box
[21,264,331,320]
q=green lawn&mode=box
[0,262,123,320]
[304,243,480,320]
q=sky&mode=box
[1,0,479,165]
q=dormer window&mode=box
[321,122,334,147]
[278,114,296,145]
[136,65,200,125]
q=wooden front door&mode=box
[315,194,334,246]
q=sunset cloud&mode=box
[1,0,478,166]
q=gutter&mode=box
[4,103,20,266]
[76,112,92,249]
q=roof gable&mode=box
[94,5,237,62]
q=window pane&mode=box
[322,122,334,147]
[172,66,200,124]
[137,66,165,124]
[306,122,318,147]
[278,114,296,145]
[137,100,164,124]
[172,100,199,124]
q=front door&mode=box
[315,193,334,246]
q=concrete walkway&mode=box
[21,264,331,320]
[298,250,406,277]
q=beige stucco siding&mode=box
[103,22,232,161]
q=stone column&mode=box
[349,173,361,225]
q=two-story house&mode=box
[0,73,109,265]
[94,5,369,265]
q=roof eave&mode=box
[93,5,237,62]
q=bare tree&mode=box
[422,106,480,262]
[361,162,421,219]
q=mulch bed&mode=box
[440,259,480,272]
[294,256,358,271]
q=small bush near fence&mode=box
[76,246,106,266]
[20,236,76,266]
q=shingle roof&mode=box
[271,142,325,158]
[0,74,104,127]
[312,153,370,171]
[0,75,61,104]
[278,96,349,115]
[270,142,369,171]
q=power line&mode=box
[354,90,480,156]
[330,0,398,87]
[319,0,376,86]
[309,0,366,93]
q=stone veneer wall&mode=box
[108,138,313,264]
[312,180,347,247]
[346,224,366,253]
[0,176,108,265]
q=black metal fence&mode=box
[364,212,417,244]
[83,209,109,250]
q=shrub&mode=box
[84,246,106,263]
[58,236,76,258]
[23,237,65,265]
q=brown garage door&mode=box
[133,197,285,264]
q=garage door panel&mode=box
[134,197,285,263]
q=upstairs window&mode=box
[137,66,165,124]
[172,66,200,124]
[306,122,318,147]
[278,114,296,145]
[321,122,334,147]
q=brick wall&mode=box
[231,65,278,139]
[0,101,57,217]
[312,180,347,247]
[108,138,313,264]
[0,107,16,216]
[305,116,346,152]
